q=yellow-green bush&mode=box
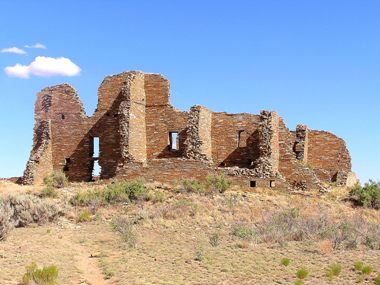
[22,262,58,285]
[207,174,232,193]
[43,171,68,189]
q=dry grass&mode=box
[1,181,380,284]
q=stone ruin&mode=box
[21,71,357,191]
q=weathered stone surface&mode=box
[294,124,309,162]
[251,111,279,178]
[22,70,355,191]
[184,106,212,162]
[21,120,53,185]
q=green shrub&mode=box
[22,262,58,285]
[361,265,373,275]
[281,258,290,266]
[294,280,303,285]
[375,275,380,285]
[354,261,364,271]
[43,171,68,189]
[296,268,309,280]
[232,224,254,240]
[78,210,92,223]
[209,232,220,247]
[326,263,342,280]
[350,180,380,209]
[145,191,166,203]
[103,179,147,204]
[70,188,104,206]
[180,179,205,193]
[207,174,232,193]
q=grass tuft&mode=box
[296,268,309,280]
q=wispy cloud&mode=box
[4,56,81,79]
[25,43,47,49]
[1,47,27,55]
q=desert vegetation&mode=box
[22,262,58,285]
[350,180,380,209]
[1,177,380,284]
[0,193,61,240]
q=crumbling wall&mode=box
[294,125,309,162]
[211,113,260,167]
[308,130,352,184]
[21,120,53,185]
[278,119,325,191]
[252,111,280,178]
[22,84,91,183]
[22,70,354,192]
[184,106,213,161]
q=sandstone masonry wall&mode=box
[294,125,309,163]
[184,106,213,161]
[211,113,260,167]
[22,70,355,192]
[21,120,53,185]
[308,130,352,184]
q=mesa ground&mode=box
[1,181,380,285]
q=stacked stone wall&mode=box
[184,106,212,161]
[252,111,280,178]
[21,120,53,185]
[22,70,354,192]
[211,113,260,167]
[294,125,309,162]
[308,130,352,184]
[278,119,325,191]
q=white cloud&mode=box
[25,43,47,49]
[1,47,27,55]
[4,56,81,78]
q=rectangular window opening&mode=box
[250,181,257,188]
[169,132,179,151]
[93,137,100,158]
[270,180,276,188]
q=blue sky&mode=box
[0,0,379,182]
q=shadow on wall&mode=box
[63,90,126,182]
[220,130,260,168]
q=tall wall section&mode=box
[144,74,188,159]
[184,106,213,161]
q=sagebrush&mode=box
[0,194,61,240]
